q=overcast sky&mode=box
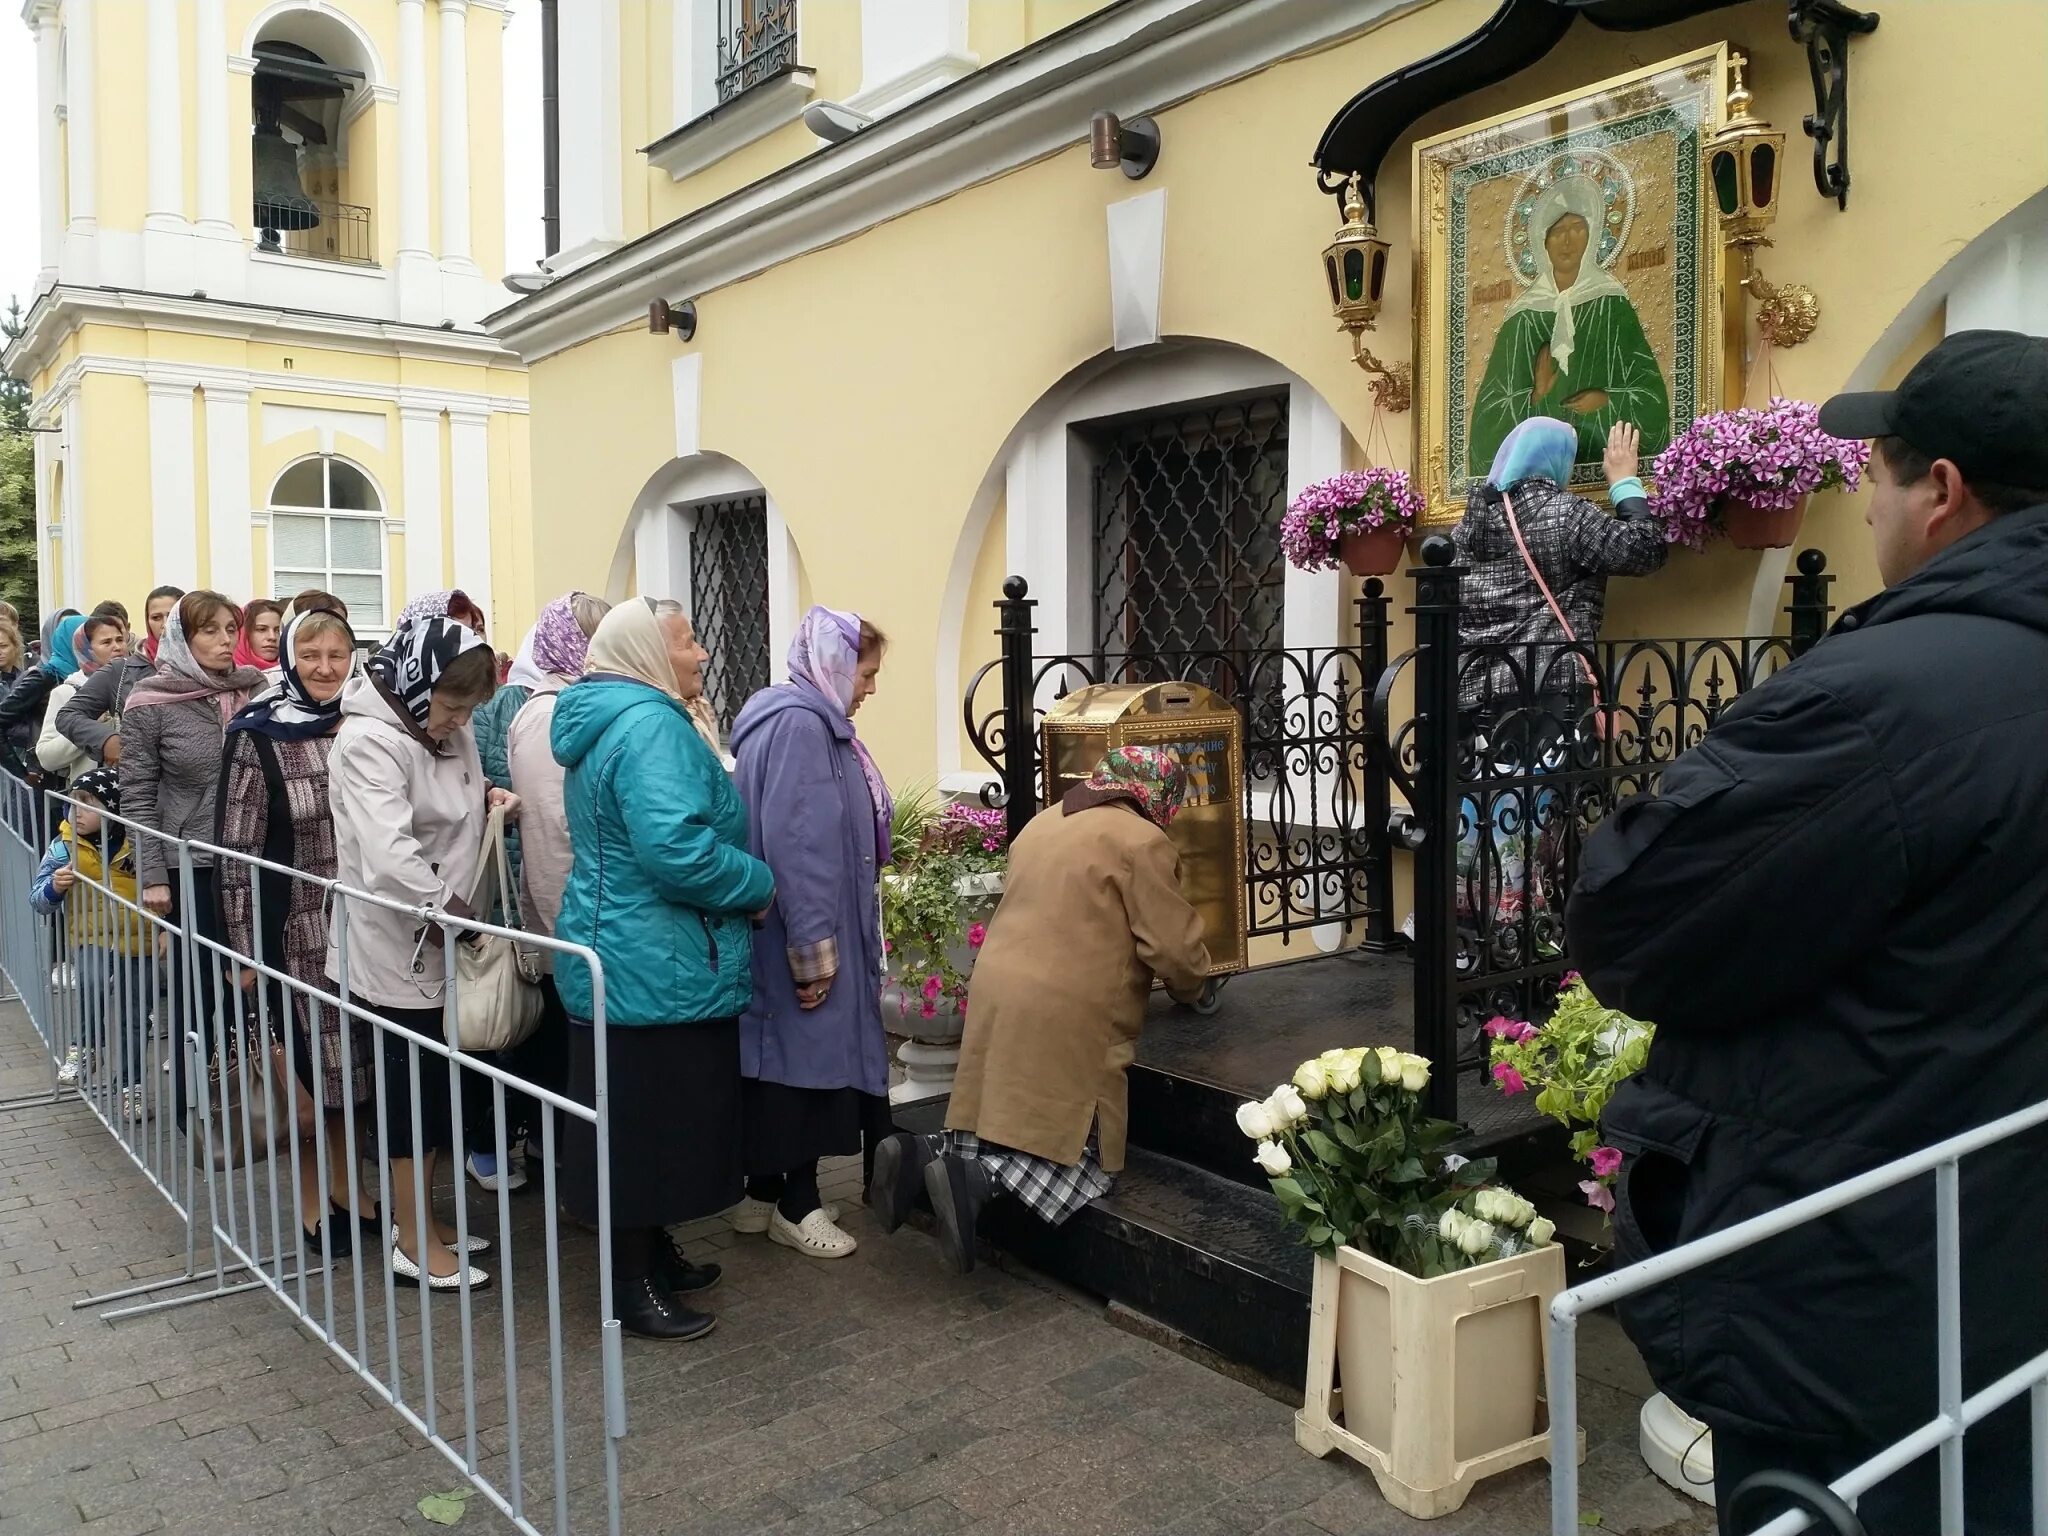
[0,5,548,319]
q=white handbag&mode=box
[450,805,546,1054]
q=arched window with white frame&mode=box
[267,454,389,632]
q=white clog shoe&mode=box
[768,1207,858,1260]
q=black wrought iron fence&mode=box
[963,577,1397,945]
[716,0,798,103]
[256,197,374,265]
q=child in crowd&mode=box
[30,767,152,1119]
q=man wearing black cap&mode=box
[1566,329,2048,1535]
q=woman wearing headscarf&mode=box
[871,745,1211,1273]
[123,592,269,1129]
[462,591,611,1193]
[234,599,285,672]
[728,607,892,1259]
[1469,172,1673,470]
[552,598,773,1340]
[0,608,80,796]
[216,608,375,1258]
[326,612,507,1292]
[35,610,127,786]
[396,588,488,635]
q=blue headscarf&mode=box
[1485,416,1577,494]
[42,615,85,681]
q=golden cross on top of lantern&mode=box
[1321,173,1412,412]
[1708,51,1820,349]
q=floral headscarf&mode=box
[365,614,489,731]
[397,589,486,634]
[125,604,267,720]
[530,594,594,679]
[227,610,359,742]
[788,606,891,864]
[1082,744,1189,829]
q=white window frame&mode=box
[266,453,393,637]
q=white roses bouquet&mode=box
[1237,1045,1557,1276]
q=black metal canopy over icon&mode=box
[1311,0,1877,223]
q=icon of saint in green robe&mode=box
[1468,174,1671,477]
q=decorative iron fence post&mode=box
[996,577,1039,848]
[1786,548,1835,655]
[1355,579,1400,951]
[1407,539,1465,1123]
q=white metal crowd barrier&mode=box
[1548,1097,2048,1536]
[0,774,629,1536]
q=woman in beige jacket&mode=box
[869,744,1210,1273]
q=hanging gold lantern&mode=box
[1707,52,1818,348]
[1320,173,1410,411]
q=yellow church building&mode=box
[6,0,533,641]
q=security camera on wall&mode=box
[803,101,874,144]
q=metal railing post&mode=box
[1408,537,1464,1121]
[996,576,1040,848]
[1786,548,1835,656]
[1355,579,1400,951]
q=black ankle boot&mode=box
[868,1132,936,1234]
[651,1229,721,1295]
[921,1154,990,1275]
[614,1274,716,1341]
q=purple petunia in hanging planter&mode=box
[1279,468,1424,572]
[1648,398,1870,550]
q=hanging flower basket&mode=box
[1648,398,1869,551]
[1281,469,1423,574]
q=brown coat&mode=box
[946,798,1210,1171]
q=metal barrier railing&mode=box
[1548,1096,2048,1536]
[0,775,629,1536]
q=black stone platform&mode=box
[896,946,1562,1387]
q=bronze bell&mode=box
[252,125,319,250]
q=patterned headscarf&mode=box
[72,617,114,677]
[227,610,359,742]
[530,594,595,679]
[787,606,892,864]
[125,603,268,719]
[42,615,86,681]
[1083,744,1189,829]
[397,589,487,635]
[365,614,489,730]
[1486,416,1578,493]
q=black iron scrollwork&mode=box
[1788,0,1880,210]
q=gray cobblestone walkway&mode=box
[0,1002,1708,1535]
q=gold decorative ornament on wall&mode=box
[1322,173,1411,412]
[1709,52,1819,348]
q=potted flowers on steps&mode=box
[1649,397,1869,551]
[879,784,1007,1103]
[1280,467,1424,578]
[1487,976,1714,1506]
[1237,1046,1579,1518]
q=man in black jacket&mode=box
[1567,330,2048,1535]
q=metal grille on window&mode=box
[716,0,798,104]
[1089,392,1290,743]
[689,497,772,738]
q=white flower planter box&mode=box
[1294,1242,1581,1519]
[882,871,1003,1105]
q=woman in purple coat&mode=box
[730,607,892,1259]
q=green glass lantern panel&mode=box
[1711,149,1740,217]
[1751,142,1777,211]
[1342,248,1365,303]
[1368,248,1387,303]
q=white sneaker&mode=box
[768,1207,858,1260]
[120,1087,145,1123]
[50,963,74,991]
[390,1242,491,1293]
[729,1196,840,1234]
[466,1150,528,1193]
[56,1047,81,1086]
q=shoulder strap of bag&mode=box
[466,803,525,931]
[1502,489,1603,711]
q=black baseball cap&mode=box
[1820,330,2048,487]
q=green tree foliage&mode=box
[0,297,40,633]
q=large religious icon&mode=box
[1412,45,1728,524]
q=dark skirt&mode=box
[563,1018,743,1228]
[741,1077,892,1177]
[372,1003,456,1160]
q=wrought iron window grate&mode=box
[689,497,772,737]
[716,0,799,104]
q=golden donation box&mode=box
[1039,682,1247,979]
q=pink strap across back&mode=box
[1501,490,1605,723]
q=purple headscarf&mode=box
[529,595,592,678]
[789,606,892,864]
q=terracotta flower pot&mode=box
[1718,494,1808,551]
[1338,524,1408,576]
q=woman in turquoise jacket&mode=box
[551,597,774,1342]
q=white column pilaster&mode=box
[143,0,194,290]
[34,10,61,290]
[448,409,493,622]
[555,0,623,269]
[62,0,97,284]
[203,389,254,598]
[396,0,440,321]
[765,501,799,684]
[400,406,446,606]
[31,427,53,618]
[1282,381,1348,953]
[847,0,978,117]
[635,505,690,603]
[438,0,475,271]
[62,396,86,608]
[195,0,232,234]
[147,382,200,593]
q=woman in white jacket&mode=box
[36,611,128,785]
[327,613,512,1292]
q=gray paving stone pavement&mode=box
[0,999,1711,1536]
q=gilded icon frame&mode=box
[1411,44,1731,526]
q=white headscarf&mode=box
[1504,176,1630,374]
[584,598,680,700]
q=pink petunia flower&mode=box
[1588,1146,1624,1179]
[1492,1063,1527,1096]
[919,1001,938,1020]
[1558,970,1580,986]
[920,974,943,1001]
[1580,1179,1616,1214]
[1483,1015,1513,1039]
[967,923,987,949]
